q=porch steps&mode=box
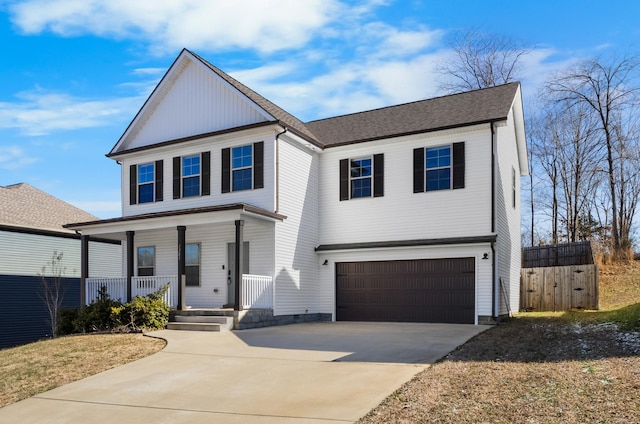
[167,310,234,332]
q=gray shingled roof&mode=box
[0,183,98,234]
[305,82,521,147]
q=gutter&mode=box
[490,121,498,322]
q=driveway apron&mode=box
[0,322,487,423]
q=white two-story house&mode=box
[66,49,527,327]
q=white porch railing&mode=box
[132,275,178,308]
[85,276,178,308]
[242,274,273,309]
[86,277,127,305]
[85,274,272,310]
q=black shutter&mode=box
[173,157,181,199]
[222,148,231,193]
[453,142,465,189]
[253,142,264,189]
[155,160,163,202]
[373,154,384,198]
[129,164,137,205]
[339,159,349,201]
[413,148,424,193]
[202,151,211,196]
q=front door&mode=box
[227,242,250,306]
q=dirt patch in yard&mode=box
[359,317,640,423]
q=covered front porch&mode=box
[84,274,273,310]
[65,203,286,313]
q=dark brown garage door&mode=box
[336,258,475,324]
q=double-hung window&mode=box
[232,145,253,191]
[339,154,384,200]
[173,152,210,199]
[130,160,162,205]
[350,157,372,198]
[137,246,155,276]
[221,142,263,193]
[138,163,155,203]
[413,142,465,193]
[425,146,451,191]
[185,243,200,286]
[182,155,201,197]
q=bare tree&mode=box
[438,28,532,93]
[554,102,603,242]
[40,251,66,338]
[546,54,640,258]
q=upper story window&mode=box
[425,146,451,191]
[129,160,163,205]
[221,142,264,193]
[182,155,201,197]
[339,154,384,201]
[138,163,155,203]
[413,142,465,193]
[350,157,372,198]
[232,145,253,191]
[173,152,210,199]
[512,167,517,208]
[137,246,155,276]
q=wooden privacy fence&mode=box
[520,264,599,312]
[522,241,594,268]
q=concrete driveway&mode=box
[0,322,486,423]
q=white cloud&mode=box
[0,146,38,170]
[9,0,340,54]
[0,88,143,136]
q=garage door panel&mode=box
[336,258,475,324]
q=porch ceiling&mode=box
[64,203,285,238]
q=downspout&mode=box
[274,126,287,213]
[490,121,498,322]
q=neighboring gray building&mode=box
[0,183,121,348]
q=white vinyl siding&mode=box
[122,58,269,151]
[494,107,523,315]
[129,221,274,308]
[0,230,121,278]
[274,136,320,316]
[319,125,493,245]
[120,128,275,217]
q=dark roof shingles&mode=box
[305,82,520,147]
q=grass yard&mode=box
[359,262,640,424]
[0,334,165,408]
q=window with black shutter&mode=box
[339,154,384,200]
[413,142,465,193]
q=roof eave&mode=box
[323,118,508,148]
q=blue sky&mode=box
[0,0,638,219]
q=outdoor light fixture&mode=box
[322,259,329,265]
[482,253,489,260]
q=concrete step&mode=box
[167,322,223,332]
[173,315,233,330]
